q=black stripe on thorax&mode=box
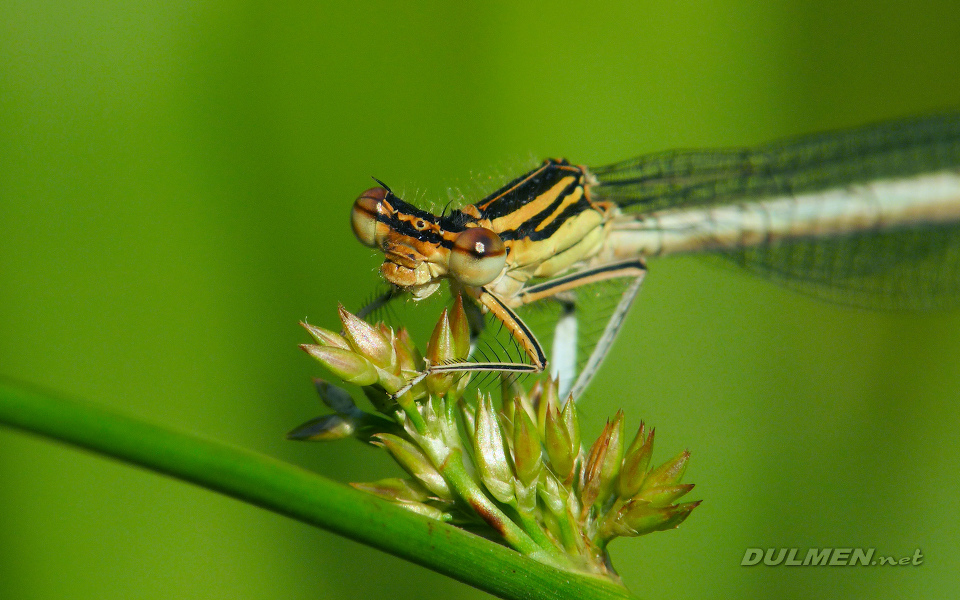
[377,159,594,246]
[499,181,592,242]
[473,159,585,220]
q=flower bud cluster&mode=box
[291,300,699,578]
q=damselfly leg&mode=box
[362,257,647,400]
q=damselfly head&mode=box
[351,184,507,293]
[351,185,448,296]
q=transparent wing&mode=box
[721,222,960,309]
[591,113,960,212]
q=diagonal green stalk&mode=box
[0,377,635,600]
[509,504,568,556]
[437,449,554,558]
[554,506,582,553]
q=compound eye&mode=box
[351,187,387,247]
[449,227,506,287]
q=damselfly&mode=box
[349,113,960,399]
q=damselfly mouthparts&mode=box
[349,113,960,399]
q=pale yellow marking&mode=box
[488,176,577,233]
[535,185,583,232]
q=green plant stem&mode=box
[556,508,581,552]
[511,504,566,555]
[0,378,635,600]
[398,396,427,433]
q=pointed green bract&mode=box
[622,500,700,536]
[425,307,458,396]
[394,327,422,374]
[301,321,352,350]
[545,405,576,483]
[596,412,625,507]
[350,477,431,503]
[512,398,542,487]
[301,345,379,386]
[448,294,472,360]
[474,393,515,504]
[424,299,471,397]
[373,433,453,501]
[618,423,654,498]
[580,419,611,512]
[641,450,690,491]
[634,483,696,507]
[339,304,395,368]
[560,395,580,459]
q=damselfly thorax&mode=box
[350,113,960,399]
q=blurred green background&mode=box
[2,1,959,598]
